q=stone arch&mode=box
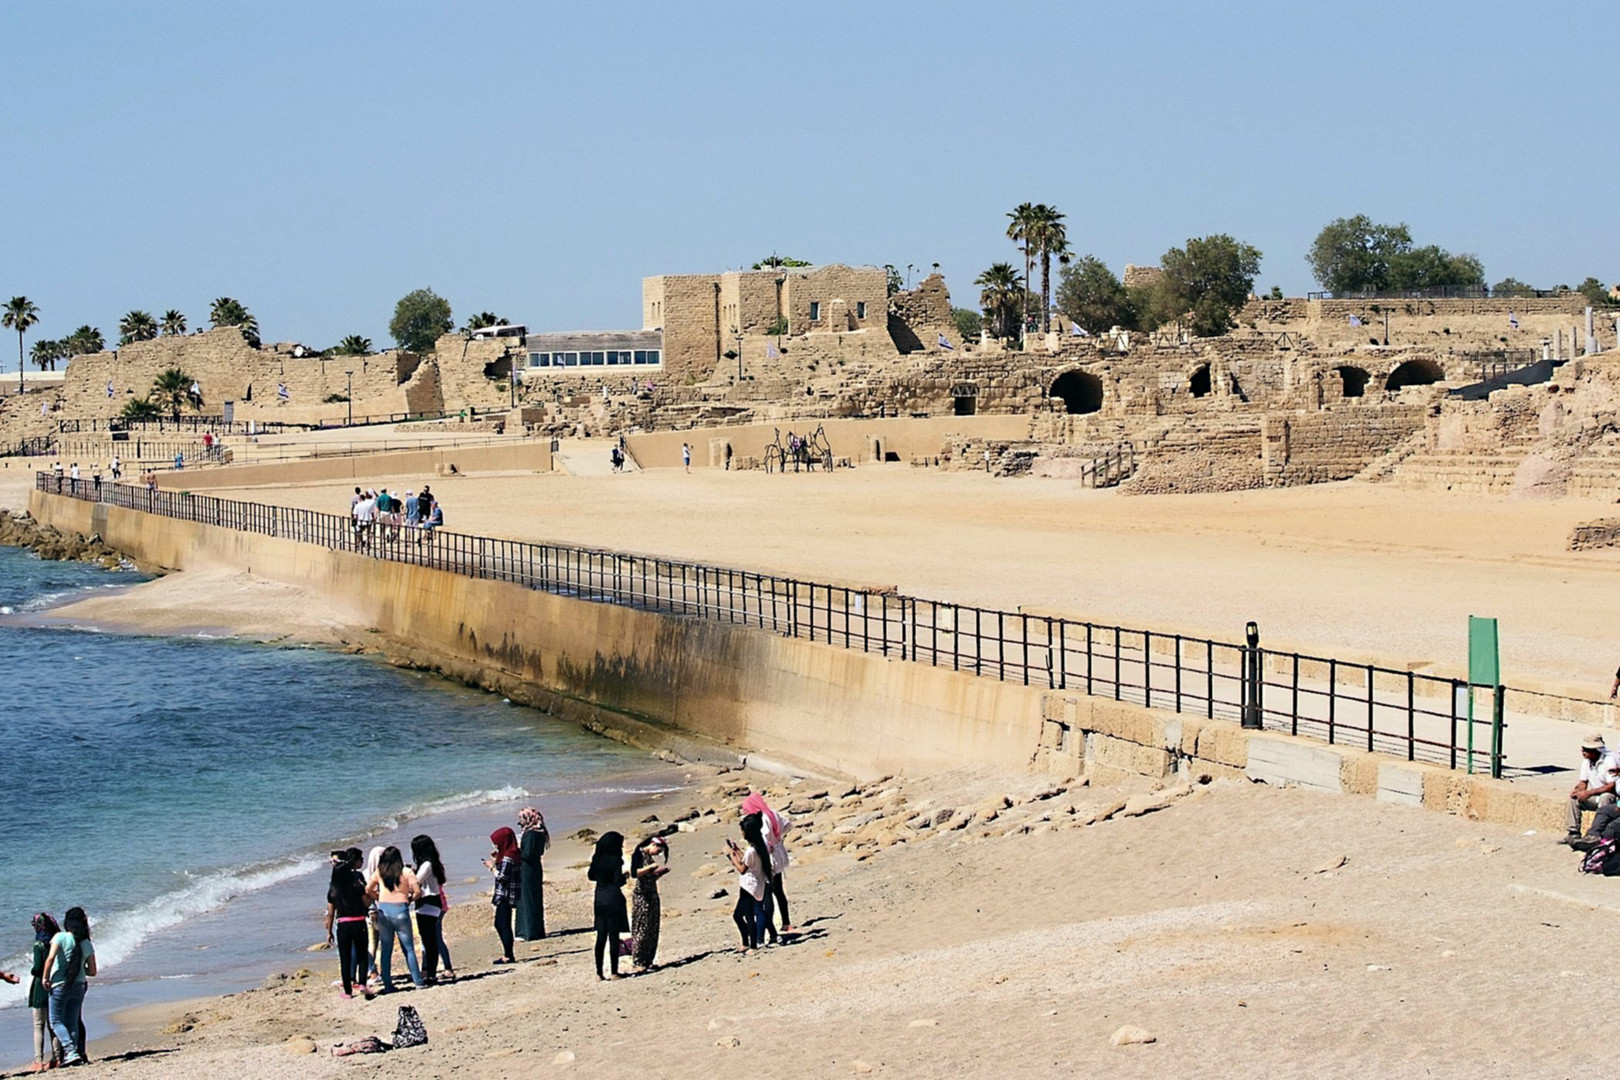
[1050,369,1104,415]
[1385,358,1444,392]
[1336,365,1370,398]
[1189,364,1212,398]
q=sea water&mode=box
[0,545,673,1064]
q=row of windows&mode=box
[528,349,661,368]
[805,301,868,321]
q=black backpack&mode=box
[392,1004,427,1049]
[1581,837,1620,876]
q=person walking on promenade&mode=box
[587,832,629,980]
[110,455,120,481]
[24,913,63,1070]
[404,490,420,532]
[630,836,669,972]
[743,792,795,936]
[410,835,448,984]
[324,848,371,999]
[365,846,424,992]
[681,443,691,473]
[41,907,95,1067]
[515,807,549,942]
[485,828,521,965]
[727,815,771,952]
[1562,733,1620,845]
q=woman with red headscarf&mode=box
[483,827,521,964]
[742,791,794,939]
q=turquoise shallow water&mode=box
[0,545,670,1064]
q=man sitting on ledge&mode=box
[1562,733,1620,847]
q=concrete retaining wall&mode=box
[26,489,1572,833]
[626,414,1030,469]
[153,440,554,490]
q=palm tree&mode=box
[2,296,39,392]
[462,312,506,333]
[63,326,105,357]
[1006,204,1039,343]
[209,297,260,345]
[29,339,62,371]
[333,334,373,356]
[1026,204,1069,335]
[151,367,195,422]
[160,309,188,336]
[119,310,159,345]
[975,262,1025,341]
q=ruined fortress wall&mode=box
[645,274,720,385]
[1262,404,1426,486]
[1246,296,1600,353]
[781,265,887,333]
[626,413,1030,468]
[428,334,517,414]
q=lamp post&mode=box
[344,371,353,427]
[732,328,744,382]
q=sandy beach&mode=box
[9,761,1605,1080]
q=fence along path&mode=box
[38,474,1503,774]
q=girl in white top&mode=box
[726,814,772,951]
[410,834,451,984]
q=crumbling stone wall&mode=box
[888,274,954,353]
[1262,405,1426,486]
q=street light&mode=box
[344,370,353,427]
[732,327,744,382]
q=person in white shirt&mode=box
[1562,733,1620,844]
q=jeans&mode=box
[732,888,766,949]
[376,902,423,990]
[48,981,87,1061]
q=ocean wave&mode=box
[0,784,532,1009]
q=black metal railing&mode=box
[35,473,1504,775]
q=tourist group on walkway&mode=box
[349,485,441,549]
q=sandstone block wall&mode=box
[1262,404,1426,486]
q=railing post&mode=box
[1241,622,1263,730]
[1491,684,1506,780]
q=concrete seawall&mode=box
[27,488,1570,834]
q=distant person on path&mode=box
[42,907,95,1067]
[26,912,63,1069]
[727,814,772,952]
[587,832,629,980]
[323,848,371,1000]
[485,827,521,964]
[91,465,101,498]
[515,807,549,942]
[110,456,120,481]
[174,451,183,471]
[610,445,623,473]
[404,490,420,531]
[365,845,424,992]
[630,836,669,972]
[410,834,448,984]
[681,443,691,473]
[1561,733,1620,845]
[424,501,443,541]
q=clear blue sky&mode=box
[3,1,1614,350]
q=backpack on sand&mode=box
[1581,837,1620,875]
[392,1004,428,1049]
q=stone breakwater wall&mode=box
[0,507,127,567]
[25,487,1579,833]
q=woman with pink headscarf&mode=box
[741,792,795,938]
[515,806,550,941]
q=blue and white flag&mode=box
[766,341,780,359]
[1071,322,1090,337]
[190,381,200,396]
[938,333,954,351]
[1348,313,1363,327]
[1509,311,1519,329]
[277,383,289,400]
[106,381,114,398]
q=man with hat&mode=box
[1562,733,1620,845]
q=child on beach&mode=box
[365,846,424,992]
[587,832,629,980]
[410,834,448,984]
[485,828,521,964]
[324,848,371,999]
[630,836,669,972]
[41,907,95,1067]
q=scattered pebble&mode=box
[285,1035,316,1055]
[1313,854,1348,873]
[716,1036,741,1049]
[553,1050,576,1065]
[1110,1025,1156,1046]
[907,1018,937,1028]
[1367,964,1392,972]
[853,1061,874,1074]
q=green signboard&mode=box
[1468,616,1500,687]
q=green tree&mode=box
[1157,234,1263,337]
[118,310,158,345]
[1055,255,1135,334]
[120,396,162,421]
[1006,203,1040,339]
[951,307,983,342]
[884,265,903,297]
[1266,286,1284,300]
[30,339,61,371]
[975,262,1025,341]
[160,309,188,336]
[151,367,196,421]
[1306,215,1413,295]
[209,297,259,345]
[461,312,507,333]
[390,288,453,352]
[1492,277,1537,298]
[1388,246,1485,291]
[333,334,373,356]
[1020,204,1068,334]
[1577,277,1618,307]
[63,325,105,356]
[751,254,812,269]
[2,296,38,392]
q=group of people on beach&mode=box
[349,486,441,548]
[1,908,96,1070]
[324,835,456,997]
